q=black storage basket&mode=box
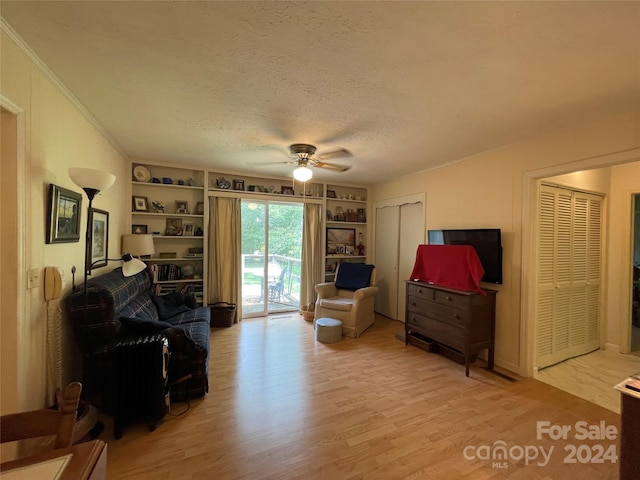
[209,302,236,327]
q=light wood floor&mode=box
[101,314,621,479]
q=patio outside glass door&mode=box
[241,200,303,317]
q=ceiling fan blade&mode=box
[246,160,293,166]
[314,161,351,172]
[316,148,353,161]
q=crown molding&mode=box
[1,17,129,159]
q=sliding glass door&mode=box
[241,200,303,317]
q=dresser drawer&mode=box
[406,295,433,314]
[427,302,469,328]
[433,289,471,309]
[407,283,434,301]
[406,312,465,350]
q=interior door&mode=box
[374,205,400,318]
[536,185,602,368]
[397,202,424,322]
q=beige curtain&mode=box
[300,203,323,309]
[208,196,241,322]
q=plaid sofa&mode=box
[65,267,210,406]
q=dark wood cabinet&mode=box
[405,280,497,376]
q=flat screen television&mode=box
[427,228,503,284]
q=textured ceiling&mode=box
[2,1,639,185]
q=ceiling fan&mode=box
[255,143,353,181]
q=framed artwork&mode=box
[281,186,295,195]
[89,208,109,269]
[327,189,337,198]
[195,201,205,215]
[165,218,183,236]
[233,179,245,190]
[175,200,189,214]
[132,224,148,234]
[183,223,195,236]
[132,196,149,212]
[47,184,82,244]
[326,227,355,255]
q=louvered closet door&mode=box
[536,185,602,369]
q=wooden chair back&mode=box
[0,382,82,449]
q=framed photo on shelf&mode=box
[183,223,195,236]
[47,184,82,244]
[89,208,109,269]
[327,189,337,198]
[326,227,355,255]
[132,224,148,234]
[233,179,245,191]
[132,196,149,212]
[175,200,189,214]
[195,201,205,215]
[165,218,183,236]
[281,186,295,195]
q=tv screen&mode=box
[427,228,503,284]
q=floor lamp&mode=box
[69,168,147,385]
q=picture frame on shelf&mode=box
[132,196,149,212]
[281,186,295,195]
[233,179,245,191]
[132,224,148,234]
[183,223,195,236]
[195,201,205,215]
[175,200,189,214]
[46,184,82,244]
[89,208,109,269]
[165,218,183,236]
[326,227,355,255]
[327,189,337,198]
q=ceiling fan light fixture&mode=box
[293,165,313,182]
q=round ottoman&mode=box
[315,317,343,344]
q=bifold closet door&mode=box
[536,185,602,369]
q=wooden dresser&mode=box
[405,280,497,376]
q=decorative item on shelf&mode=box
[177,179,185,186]
[327,189,337,198]
[132,165,151,183]
[183,224,195,236]
[233,179,245,190]
[327,227,355,255]
[151,201,165,213]
[357,233,365,256]
[132,224,148,234]
[248,185,256,192]
[180,264,195,279]
[132,196,149,212]
[281,186,295,195]
[158,252,177,258]
[334,206,345,222]
[162,177,173,185]
[188,178,194,186]
[346,209,358,222]
[46,184,82,244]
[357,208,366,222]
[216,177,231,189]
[195,202,204,215]
[175,200,189,214]
[165,218,183,236]
[152,177,161,184]
[185,247,203,258]
[195,227,203,236]
[326,210,333,221]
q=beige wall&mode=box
[0,28,128,416]
[371,112,640,375]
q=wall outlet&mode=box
[27,268,40,290]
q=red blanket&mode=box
[409,245,486,295]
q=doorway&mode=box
[241,200,303,317]
[631,194,640,355]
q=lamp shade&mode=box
[293,166,313,182]
[122,234,155,257]
[69,168,116,193]
[121,255,147,277]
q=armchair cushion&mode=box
[335,263,375,291]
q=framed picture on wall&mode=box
[326,227,355,255]
[47,184,82,244]
[132,196,149,212]
[88,208,109,269]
